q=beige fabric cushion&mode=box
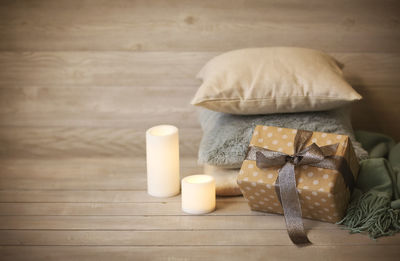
[203,164,242,196]
[192,47,362,115]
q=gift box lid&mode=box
[239,125,359,194]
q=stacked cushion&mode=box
[198,107,368,169]
[192,47,364,196]
[192,47,361,114]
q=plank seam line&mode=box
[0,244,396,247]
[0,215,277,217]
[0,228,340,231]
[0,201,244,203]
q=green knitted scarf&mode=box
[338,131,400,238]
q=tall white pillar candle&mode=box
[146,125,180,197]
[181,175,216,214]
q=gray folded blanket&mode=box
[198,107,368,168]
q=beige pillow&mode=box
[192,47,362,114]
[203,164,242,196]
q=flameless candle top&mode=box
[147,125,178,137]
[184,175,214,184]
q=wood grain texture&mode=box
[0,201,304,216]
[1,0,400,260]
[0,127,202,158]
[1,246,400,261]
[0,202,268,216]
[0,52,399,152]
[1,230,399,246]
[0,215,335,230]
[0,158,201,190]
[0,52,398,87]
[1,0,399,52]
[0,190,243,203]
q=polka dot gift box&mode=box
[237,125,360,224]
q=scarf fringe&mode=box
[337,192,400,239]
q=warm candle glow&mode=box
[181,174,216,214]
[185,175,214,184]
[146,125,180,198]
[147,125,177,137]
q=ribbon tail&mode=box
[278,162,311,245]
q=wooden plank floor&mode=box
[0,157,399,261]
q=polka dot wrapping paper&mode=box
[237,125,360,223]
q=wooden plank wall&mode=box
[0,0,399,159]
[1,1,400,260]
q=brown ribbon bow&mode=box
[246,129,354,245]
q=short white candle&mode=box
[146,125,180,197]
[181,175,216,214]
